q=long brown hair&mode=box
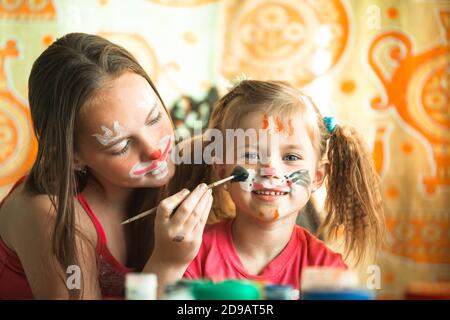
[25,33,167,297]
[175,80,385,264]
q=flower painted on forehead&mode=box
[92,120,124,146]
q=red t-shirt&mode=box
[184,219,347,289]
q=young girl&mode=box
[182,80,385,290]
[0,33,212,299]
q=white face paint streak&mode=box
[129,134,174,179]
[92,120,125,146]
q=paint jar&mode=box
[164,282,195,300]
[264,284,298,300]
[301,267,374,300]
[125,273,157,300]
[190,279,261,300]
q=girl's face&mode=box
[76,72,175,188]
[222,111,325,222]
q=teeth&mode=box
[254,190,287,196]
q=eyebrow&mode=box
[235,143,304,151]
[100,103,158,150]
[282,144,303,149]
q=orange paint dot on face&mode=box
[273,209,279,220]
[259,212,264,218]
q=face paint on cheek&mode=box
[286,169,311,194]
[92,120,125,146]
[273,209,280,220]
[129,134,174,179]
[238,168,257,192]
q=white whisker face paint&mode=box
[285,169,311,195]
[92,120,125,146]
[129,134,174,179]
[237,167,311,195]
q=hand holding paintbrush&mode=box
[121,166,249,225]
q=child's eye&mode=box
[111,140,131,156]
[146,111,162,126]
[283,154,301,161]
[244,152,260,160]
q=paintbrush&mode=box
[121,166,249,225]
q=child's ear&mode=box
[311,160,328,192]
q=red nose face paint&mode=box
[149,149,162,160]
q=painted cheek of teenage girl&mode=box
[90,109,175,185]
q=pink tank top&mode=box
[0,178,133,299]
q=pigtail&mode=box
[320,125,385,265]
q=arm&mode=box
[9,195,102,299]
[142,183,212,298]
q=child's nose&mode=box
[260,165,280,177]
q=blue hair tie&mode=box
[324,116,337,134]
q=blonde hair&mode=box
[173,80,385,264]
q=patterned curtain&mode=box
[0,0,448,299]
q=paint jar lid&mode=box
[191,279,261,300]
[125,273,157,300]
[264,284,298,300]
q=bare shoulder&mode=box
[0,184,96,252]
